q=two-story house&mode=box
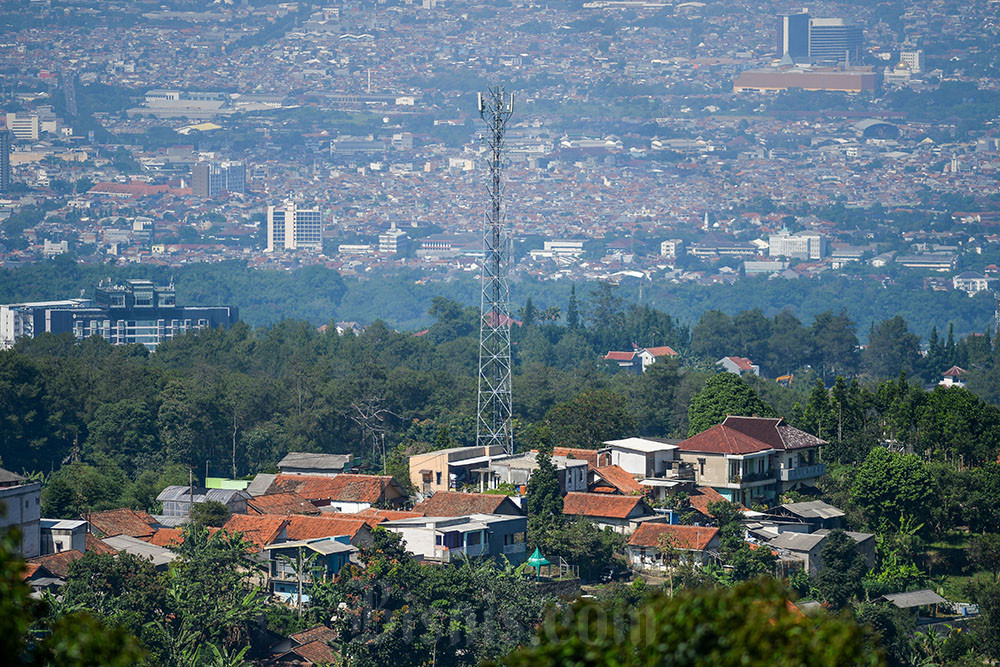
[379,513,528,565]
[264,536,357,601]
[486,452,589,494]
[602,437,695,500]
[676,416,826,505]
[409,445,508,495]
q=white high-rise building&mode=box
[378,221,409,254]
[899,50,924,73]
[5,113,40,141]
[266,200,323,252]
[768,231,827,260]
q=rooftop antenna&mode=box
[476,86,515,455]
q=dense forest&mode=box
[0,256,995,337]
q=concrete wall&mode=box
[0,483,42,558]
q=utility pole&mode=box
[476,87,515,455]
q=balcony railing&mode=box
[728,470,776,485]
[434,543,486,562]
[778,463,827,482]
[503,543,526,555]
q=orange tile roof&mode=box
[280,515,369,542]
[563,492,652,520]
[84,508,157,539]
[271,474,401,504]
[147,528,184,548]
[22,562,44,580]
[412,492,520,517]
[605,351,636,361]
[221,515,288,550]
[593,465,644,495]
[628,523,719,551]
[553,447,604,468]
[348,508,426,527]
[688,487,747,516]
[644,346,678,357]
[247,492,321,516]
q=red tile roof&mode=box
[723,356,756,371]
[605,351,636,362]
[563,492,652,520]
[280,515,370,542]
[27,549,84,579]
[411,492,521,517]
[644,346,678,357]
[86,533,119,555]
[592,465,644,495]
[147,528,184,548]
[271,474,402,504]
[221,515,288,550]
[247,492,321,516]
[942,365,967,377]
[290,625,338,646]
[84,509,157,539]
[679,422,773,455]
[553,447,605,468]
[628,523,719,551]
[688,487,747,516]
[289,640,338,665]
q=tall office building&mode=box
[899,50,925,73]
[4,113,40,141]
[0,129,11,194]
[808,18,863,64]
[776,11,809,60]
[266,200,323,252]
[191,161,246,198]
[0,280,238,351]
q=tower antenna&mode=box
[476,86,515,455]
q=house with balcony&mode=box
[409,445,507,495]
[676,416,826,506]
[263,536,356,601]
[379,514,528,565]
[602,437,695,500]
[486,452,589,494]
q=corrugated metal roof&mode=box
[878,590,947,608]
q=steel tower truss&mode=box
[476,86,515,455]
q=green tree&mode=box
[850,447,933,533]
[809,310,859,379]
[690,310,735,360]
[966,463,1000,534]
[814,530,867,609]
[525,426,563,530]
[566,284,580,330]
[0,531,145,666]
[501,579,885,667]
[863,316,922,380]
[801,378,835,441]
[969,533,1000,582]
[189,500,231,527]
[687,373,776,436]
[545,389,637,448]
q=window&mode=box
[435,472,442,485]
